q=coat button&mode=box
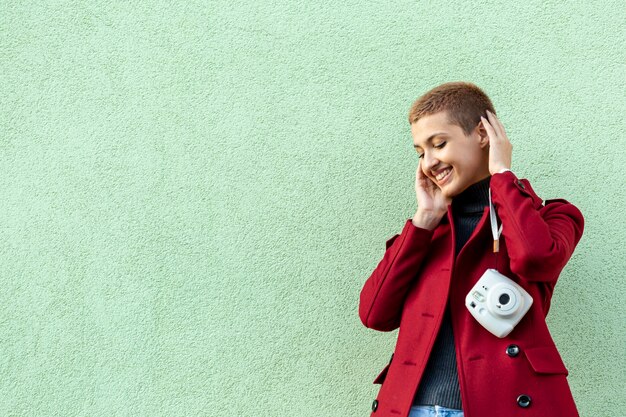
[516,179,526,189]
[517,394,532,408]
[506,344,520,357]
[372,399,379,412]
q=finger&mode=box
[480,116,498,140]
[486,110,504,138]
[489,111,509,141]
[418,159,426,175]
[492,115,510,142]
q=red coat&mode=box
[359,170,585,417]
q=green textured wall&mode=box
[1,1,624,416]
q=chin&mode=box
[439,180,456,196]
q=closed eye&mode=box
[417,141,446,159]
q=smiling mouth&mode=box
[436,168,452,185]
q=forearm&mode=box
[359,218,435,331]
[490,171,585,283]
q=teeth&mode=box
[436,168,451,181]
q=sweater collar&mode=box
[451,175,492,214]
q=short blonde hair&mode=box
[408,81,496,137]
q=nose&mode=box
[422,152,440,175]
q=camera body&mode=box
[465,268,533,338]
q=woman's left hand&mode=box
[481,109,513,175]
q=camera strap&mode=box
[488,187,503,253]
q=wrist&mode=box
[412,210,443,230]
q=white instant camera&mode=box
[465,268,533,338]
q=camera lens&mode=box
[498,293,510,305]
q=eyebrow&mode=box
[413,132,449,149]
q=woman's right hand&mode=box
[413,160,452,228]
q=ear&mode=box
[476,121,490,149]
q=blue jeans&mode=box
[408,405,464,417]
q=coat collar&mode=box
[436,174,543,226]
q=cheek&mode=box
[439,147,451,159]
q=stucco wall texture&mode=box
[1,1,624,416]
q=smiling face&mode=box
[411,110,491,199]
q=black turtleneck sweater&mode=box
[412,174,492,410]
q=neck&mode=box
[451,175,492,214]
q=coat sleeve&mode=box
[358,218,435,331]
[489,170,585,284]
